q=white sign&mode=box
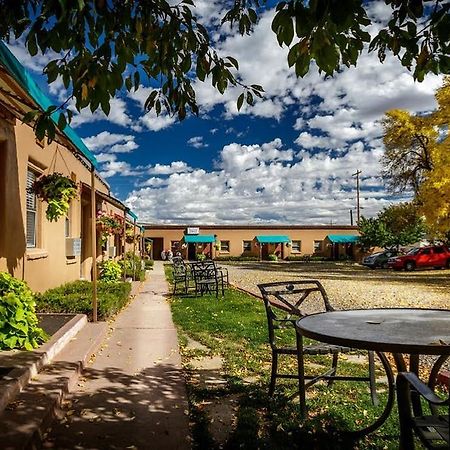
[186,227,199,235]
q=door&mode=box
[261,243,269,260]
[416,248,432,267]
[188,243,196,261]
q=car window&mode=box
[434,247,445,254]
[421,248,431,255]
[406,248,419,255]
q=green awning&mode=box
[327,234,360,244]
[256,235,290,244]
[0,41,97,168]
[183,234,215,243]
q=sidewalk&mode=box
[44,261,191,449]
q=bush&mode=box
[120,252,145,281]
[0,272,47,350]
[196,253,206,261]
[35,280,131,321]
[99,260,122,283]
[214,256,259,261]
[267,254,278,262]
[144,259,154,269]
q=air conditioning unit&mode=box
[66,238,82,257]
[108,246,116,258]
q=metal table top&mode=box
[296,308,450,355]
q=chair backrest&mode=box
[172,256,188,277]
[257,280,333,348]
[190,260,218,282]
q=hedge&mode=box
[35,280,132,321]
[214,256,259,261]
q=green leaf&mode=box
[237,93,244,111]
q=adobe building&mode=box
[0,42,141,292]
[142,224,360,261]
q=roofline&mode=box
[0,41,97,168]
[139,223,358,230]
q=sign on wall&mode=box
[186,227,199,235]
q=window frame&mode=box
[242,240,252,252]
[220,240,230,252]
[26,168,38,248]
[313,240,323,253]
[291,240,301,253]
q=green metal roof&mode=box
[183,234,215,243]
[327,234,360,244]
[256,235,290,244]
[0,41,97,168]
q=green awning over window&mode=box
[327,234,360,244]
[256,235,290,244]
[0,42,97,168]
[183,234,215,243]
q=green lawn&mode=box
[167,265,404,449]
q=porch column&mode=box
[90,165,98,322]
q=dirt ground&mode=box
[221,261,450,310]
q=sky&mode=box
[8,1,443,225]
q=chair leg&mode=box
[327,353,339,387]
[296,331,307,418]
[368,351,379,406]
[397,375,416,450]
[269,350,278,396]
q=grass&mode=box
[167,265,403,449]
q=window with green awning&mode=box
[255,235,290,244]
[183,235,215,243]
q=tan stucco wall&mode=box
[143,226,359,259]
[0,117,114,292]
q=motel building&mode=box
[142,224,361,261]
[0,42,141,293]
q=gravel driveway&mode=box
[222,261,450,310]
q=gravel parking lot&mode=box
[222,261,450,310]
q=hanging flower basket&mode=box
[96,211,123,245]
[125,226,138,244]
[31,172,78,222]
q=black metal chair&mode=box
[397,371,449,449]
[172,256,192,295]
[191,260,225,298]
[257,280,380,403]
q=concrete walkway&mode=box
[44,262,191,449]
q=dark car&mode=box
[362,250,398,269]
[388,246,450,271]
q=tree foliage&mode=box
[381,77,450,239]
[0,0,448,140]
[359,202,426,249]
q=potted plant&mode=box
[96,211,123,245]
[125,225,137,244]
[31,172,78,222]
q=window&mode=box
[26,168,38,248]
[291,240,301,253]
[65,205,72,238]
[171,240,180,254]
[220,240,230,252]
[313,240,322,253]
[420,248,431,255]
[434,247,445,254]
[243,240,252,252]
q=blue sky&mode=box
[8,1,443,225]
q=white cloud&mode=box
[99,155,142,178]
[83,131,138,153]
[125,139,395,224]
[187,136,209,148]
[147,161,193,175]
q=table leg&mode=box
[296,329,307,419]
[408,354,422,416]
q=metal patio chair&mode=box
[172,256,192,295]
[191,260,226,298]
[257,280,379,403]
[397,371,449,449]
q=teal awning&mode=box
[327,234,360,244]
[256,235,290,244]
[0,42,97,168]
[183,234,215,243]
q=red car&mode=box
[387,246,450,271]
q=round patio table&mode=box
[295,308,450,436]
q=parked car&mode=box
[387,246,450,271]
[362,250,398,269]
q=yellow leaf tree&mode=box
[382,77,450,240]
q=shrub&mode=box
[214,256,259,262]
[35,280,131,321]
[99,259,122,282]
[267,254,278,262]
[144,259,154,269]
[120,252,145,281]
[196,253,206,261]
[0,272,47,350]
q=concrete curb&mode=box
[0,314,87,415]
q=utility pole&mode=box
[350,209,354,226]
[352,170,362,226]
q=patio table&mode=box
[295,308,450,436]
